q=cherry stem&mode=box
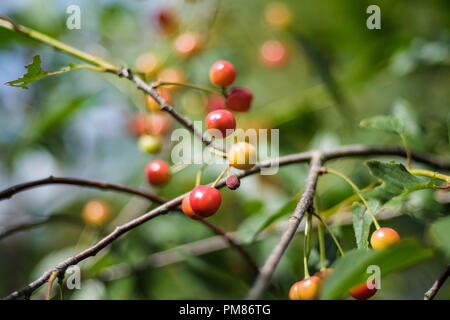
[312,213,345,256]
[303,213,312,279]
[212,166,228,188]
[322,167,381,230]
[195,169,203,187]
[317,221,326,271]
[408,168,450,184]
[45,271,58,300]
[58,278,64,300]
[399,134,412,169]
[153,81,221,96]
[221,86,228,98]
[209,147,227,158]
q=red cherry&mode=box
[146,160,171,186]
[205,109,236,139]
[206,94,226,112]
[209,60,237,87]
[148,112,173,136]
[260,40,289,67]
[128,113,151,136]
[349,282,377,300]
[182,194,202,220]
[289,276,322,300]
[155,9,178,35]
[226,87,253,112]
[189,185,222,218]
[173,32,203,57]
[370,227,400,250]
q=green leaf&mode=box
[352,200,379,249]
[364,160,428,204]
[5,55,85,90]
[6,55,49,89]
[391,99,421,138]
[320,239,432,300]
[429,215,450,258]
[360,115,405,135]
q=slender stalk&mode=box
[195,162,209,187]
[246,153,323,300]
[303,213,312,278]
[195,169,202,187]
[45,272,58,300]
[3,146,450,299]
[212,166,228,188]
[322,167,381,230]
[317,221,326,271]
[399,134,412,169]
[0,18,117,72]
[313,213,344,256]
[58,279,64,300]
[409,169,450,184]
[153,81,221,96]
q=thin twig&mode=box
[246,152,323,299]
[0,215,80,241]
[424,262,450,300]
[0,176,167,204]
[97,208,405,283]
[0,18,117,72]
[0,17,225,154]
[3,145,449,299]
[0,179,258,282]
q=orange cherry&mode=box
[289,276,322,300]
[82,199,111,227]
[182,194,202,220]
[370,227,400,250]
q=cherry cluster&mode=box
[137,59,256,222]
[289,227,401,300]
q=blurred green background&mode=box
[0,0,449,299]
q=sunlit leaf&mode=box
[364,160,428,203]
[6,55,49,89]
[6,55,86,89]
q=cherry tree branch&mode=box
[0,215,80,241]
[246,152,323,299]
[0,176,167,204]
[424,262,450,300]
[1,17,449,300]
[0,178,258,278]
[0,17,225,153]
[2,145,449,299]
[97,208,402,282]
